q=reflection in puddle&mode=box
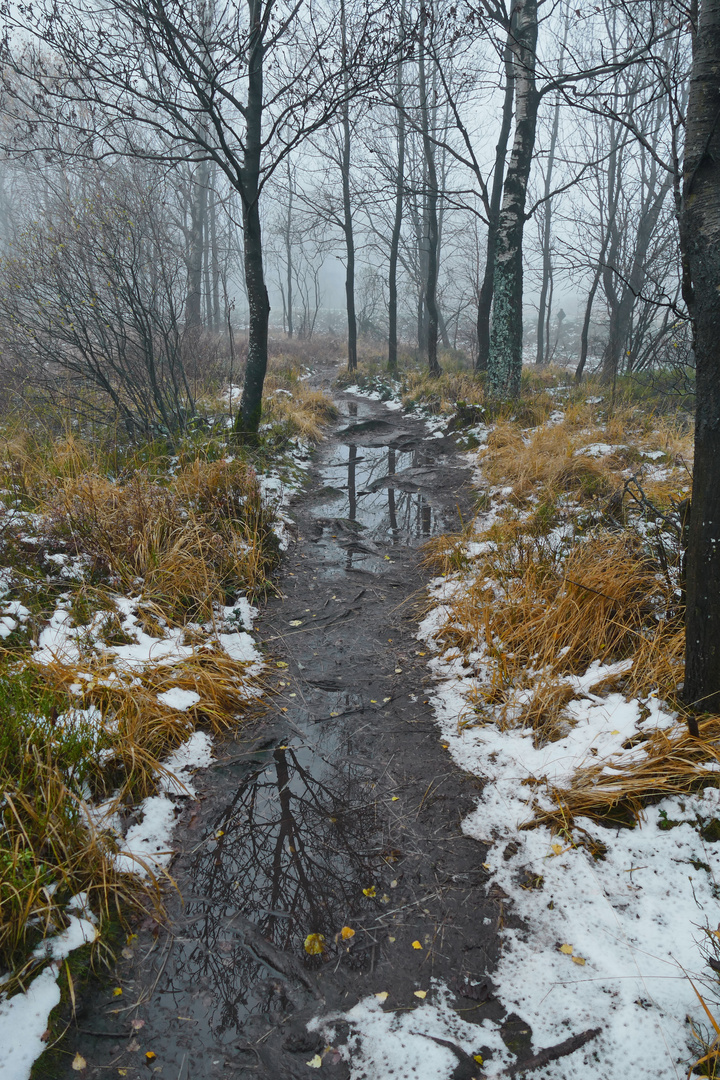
[152,742,381,1038]
[311,437,445,571]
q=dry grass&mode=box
[41,456,275,620]
[0,431,279,992]
[423,386,698,825]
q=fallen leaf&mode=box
[375,991,389,1001]
[482,862,491,870]
[380,894,390,903]
[441,743,449,749]
[118,1071,128,1077]
[474,1054,484,1065]
[572,955,586,966]
[384,555,392,560]
[418,652,426,656]
[289,620,303,626]
[363,885,377,897]
[71,1053,87,1071]
[306,1054,323,1068]
[121,947,134,959]
[391,796,399,801]
[340,926,355,940]
[611,729,620,735]
[551,842,563,856]
[145,1052,157,1063]
[412,940,423,950]
[390,879,398,887]
[215,830,224,838]
[414,990,427,999]
[113,987,123,997]
[276,661,288,668]
[559,944,573,955]
[127,1040,140,1052]
[130,1019,145,1031]
[395,668,402,673]
[370,699,377,703]
[304,933,326,955]
[383,697,391,702]
[388,936,396,942]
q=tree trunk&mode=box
[681,0,720,717]
[185,159,209,328]
[340,0,358,373]
[476,10,515,373]
[535,99,561,365]
[419,12,441,378]
[285,161,294,338]
[388,11,406,374]
[487,0,538,398]
[233,0,270,441]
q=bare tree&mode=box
[0,0,398,438]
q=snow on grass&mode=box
[400,404,709,1077]
[0,906,98,1080]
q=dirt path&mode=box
[55,376,510,1079]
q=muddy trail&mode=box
[56,380,515,1080]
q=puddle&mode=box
[308,399,459,573]
[57,389,483,1080]
[139,738,382,1045]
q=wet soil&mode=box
[56,375,509,1079]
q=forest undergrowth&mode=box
[0,347,336,1017]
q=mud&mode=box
[55,377,509,1080]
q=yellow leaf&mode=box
[215,830,224,838]
[145,1052,157,1062]
[118,1071,128,1077]
[412,940,423,950]
[551,843,563,855]
[384,555,392,560]
[380,894,390,903]
[370,699,377,703]
[482,863,491,870]
[276,661,288,668]
[388,936,396,942]
[474,1054,484,1064]
[304,933,326,955]
[71,1053,87,1072]
[572,955,586,966]
[414,990,427,999]
[418,652,426,656]
[395,668,402,673]
[289,620,303,626]
[391,796,399,801]
[375,991,389,1001]
[340,926,355,940]
[113,987,123,997]
[383,697,391,702]
[306,1055,322,1068]
[611,729,620,735]
[363,886,377,897]
[559,944,573,955]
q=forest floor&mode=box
[2,356,719,1080]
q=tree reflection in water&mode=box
[158,743,381,1037]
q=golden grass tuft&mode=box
[424,388,698,822]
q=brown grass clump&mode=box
[423,390,695,813]
[536,714,720,832]
[41,456,275,620]
[261,380,339,441]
